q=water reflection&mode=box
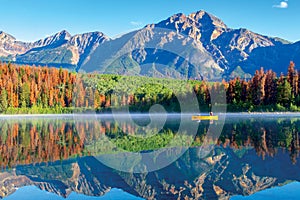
[2,146,300,199]
[0,115,300,168]
[0,115,202,168]
[0,115,300,199]
[219,116,300,164]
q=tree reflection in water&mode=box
[0,115,299,169]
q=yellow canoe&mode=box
[192,115,219,121]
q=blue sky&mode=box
[0,0,298,42]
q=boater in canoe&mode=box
[191,112,219,121]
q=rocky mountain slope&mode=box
[80,10,294,79]
[0,30,109,69]
[17,30,109,69]
[0,31,33,59]
[0,10,297,79]
[240,41,300,74]
[0,147,299,199]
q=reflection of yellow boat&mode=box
[192,115,219,121]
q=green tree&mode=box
[20,83,30,108]
[234,78,242,103]
[277,79,292,107]
[0,88,8,112]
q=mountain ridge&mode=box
[0,10,297,79]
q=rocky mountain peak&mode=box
[69,31,109,66]
[167,12,186,22]
[158,10,226,29]
[189,10,227,29]
[56,30,72,40]
[155,12,190,30]
[0,31,32,58]
[71,31,109,42]
[152,10,228,43]
[32,30,72,48]
[0,31,16,42]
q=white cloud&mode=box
[273,0,288,8]
[130,21,142,26]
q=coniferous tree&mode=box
[0,88,8,112]
[264,70,277,105]
[277,78,292,107]
[250,68,265,105]
[287,61,298,99]
[234,78,242,104]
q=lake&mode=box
[1,113,300,199]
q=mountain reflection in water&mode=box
[0,114,300,199]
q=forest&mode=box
[0,61,298,114]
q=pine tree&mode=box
[277,79,292,107]
[234,78,242,104]
[226,79,235,104]
[264,70,277,105]
[241,80,249,103]
[250,68,266,105]
[0,88,8,112]
[287,61,298,98]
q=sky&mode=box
[0,0,299,42]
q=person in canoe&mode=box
[192,113,218,121]
[209,112,214,124]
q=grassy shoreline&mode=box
[1,105,300,115]
[1,111,300,117]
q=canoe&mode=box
[192,115,219,121]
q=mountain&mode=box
[240,41,300,74]
[1,147,299,199]
[81,12,225,79]
[0,31,34,59]
[0,30,109,69]
[0,10,297,79]
[82,10,290,79]
[16,30,109,69]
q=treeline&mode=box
[0,63,77,113]
[0,62,299,113]
[0,62,209,113]
[226,62,299,111]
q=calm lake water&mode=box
[1,113,300,199]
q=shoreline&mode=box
[1,112,300,118]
